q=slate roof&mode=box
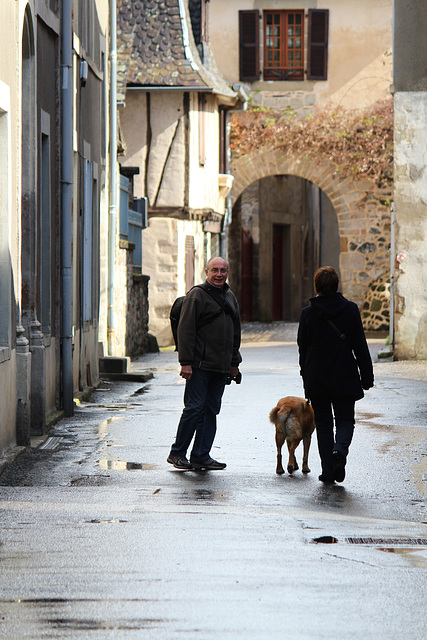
[117,0,236,103]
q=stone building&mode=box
[209,0,393,326]
[392,0,427,358]
[0,0,110,454]
[116,0,242,346]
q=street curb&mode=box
[0,445,26,479]
[99,372,154,383]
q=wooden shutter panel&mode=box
[307,9,329,81]
[239,10,260,82]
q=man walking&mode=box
[167,257,242,470]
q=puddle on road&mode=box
[312,536,338,544]
[378,547,427,568]
[177,488,229,503]
[310,536,427,567]
[99,458,157,471]
[357,412,392,431]
[47,617,164,631]
[86,518,128,524]
[412,456,427,495]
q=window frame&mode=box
[263,10,304,81]
[239,8,329,83]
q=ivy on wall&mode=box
[230,98,393,189]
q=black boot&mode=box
[332,451,346,482]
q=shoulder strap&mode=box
[193,284,224,328]
[326,318,352,350]
[311,306,352,350]
[195,283,226,309]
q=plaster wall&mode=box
[188,92,221,212]
[120,91,187,208]
[141,218,179,345]
[209,0,392,111]
[393,92,427,359]
[0,353,16,453]
[140,217,206,346]
[0,2,20,450]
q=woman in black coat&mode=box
[297,267,374,483]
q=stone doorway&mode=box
[229,148,391,330]
[229,174,339,322]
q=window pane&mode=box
[266,14,272,25]
[295,51,301,61]
[288,14,294,25]
[288,38,294,49]
[266,37,272,48]
[295,14,301,24]
[288,27,294,36]
[274,51,280,62]
[288,51,294,62]
[274,26,280,36]
[266,26,272,36]
[274,14,280,24]
[267,51,272,62]
[274,38,280,48]
[296,38,301,48]
[296,26,301,37]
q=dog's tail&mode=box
[269,405,291,425]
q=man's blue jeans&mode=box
[310,396,355,479]
[170,368,226,463]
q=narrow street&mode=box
[0,325,426,639]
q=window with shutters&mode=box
[239,9,329,83]
[264,10,304,81]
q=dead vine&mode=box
[230,99,393,188]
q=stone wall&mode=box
[230,148,391,331]
[126,270,152,358]
[113,240,153,358]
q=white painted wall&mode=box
[394,92,427,358]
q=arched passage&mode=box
[229,148,391,328]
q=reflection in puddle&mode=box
[379,547,427,568]
[86,518,128,524]
[314,485,349,508]
[98,417,119,441]
[99,459,157,471]
[178,488,229,503]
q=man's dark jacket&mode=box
[178,280,242,374]
[297,292,374,400]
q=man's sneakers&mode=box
[167,455,193,470]
[191,458,227,471]
[167,455,227,471]
[332,450,346,483]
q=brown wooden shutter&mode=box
[185,236,195,292]
[239,10,260,82]
[307,9,329,80]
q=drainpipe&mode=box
[108,0,117,355]
[389,202,395,352]
[61,0,74,415]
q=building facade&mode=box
[393,0,427,358]
[117,0,242,346]
[0,0,111,454]
[209,0,393,326]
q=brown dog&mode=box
[269,396,316,475]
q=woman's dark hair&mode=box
[314,266,339,296]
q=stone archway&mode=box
[229,147,391,330]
